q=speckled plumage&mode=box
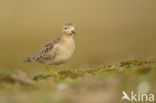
[24,23,76,65]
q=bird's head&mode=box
[63,23,77,36]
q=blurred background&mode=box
[0,0,156,70]
[0,1,156,103]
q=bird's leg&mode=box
[46,65,61,78]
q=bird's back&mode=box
[24,37,61,63]
[24,36,75,65]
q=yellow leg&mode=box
[46,65,61,78]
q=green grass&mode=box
[0,59,156,103]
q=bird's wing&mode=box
[38,37,61,62]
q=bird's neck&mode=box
[61,33,73,42]
[61,32,72,38]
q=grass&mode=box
[0,59,156,103]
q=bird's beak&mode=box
[71,30,77,36]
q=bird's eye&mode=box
[64,27,67,29]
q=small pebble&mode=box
[57,82,69,90]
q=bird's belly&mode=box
[51,52,73,65]
[49,42,75,65]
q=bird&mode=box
[24,23,76,77]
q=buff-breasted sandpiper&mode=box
[24,23,76,77]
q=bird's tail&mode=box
[23,55,39,62]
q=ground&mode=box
[0,59,156,103]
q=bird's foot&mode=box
[47,68,61,78]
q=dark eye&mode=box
[64,27,67,29]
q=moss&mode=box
[32,59,155,81]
